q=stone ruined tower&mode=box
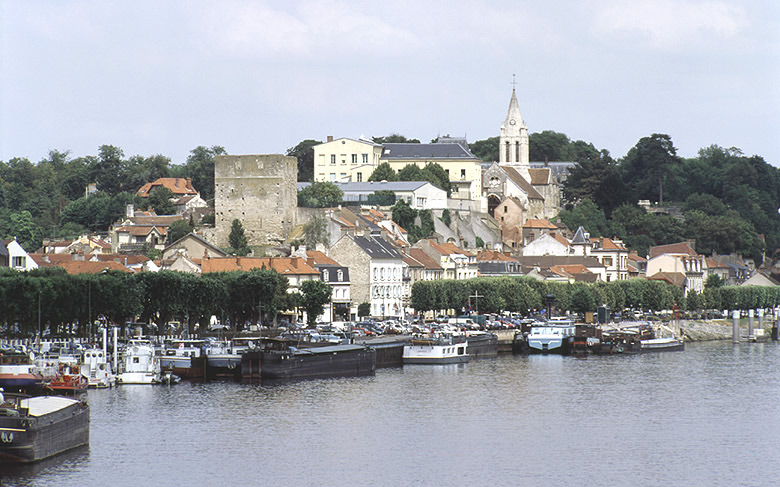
[214,154,298,248]
[499,85,530,179]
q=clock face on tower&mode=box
[509,119,516,125]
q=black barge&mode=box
[0,393,90,464]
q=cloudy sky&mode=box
[2,0,778,167]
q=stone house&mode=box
[329,234,404,319]
[413,239,478,281]
[646,242,705,295]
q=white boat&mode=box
[203,339,241,378]
[402,333,469,364]
[80,347,117,388]
[116,339,161,384]
[526,320,576,354]
[640,337,685,352]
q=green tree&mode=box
[366,190,396,206]
[8,210,42,252]
[303,213,330,248]
[391,199,417,231]
[397,164,424,181]
[184,145,226,202]
[372,134,420,144]
[300,280,332,327]
[570,286,596,314]
[469,137,499,162]
[529,131,574,162]
[620,134,681,204]
[167,219,192,244]
[421,163,452,195]
[91,145,126,196]
[358,302,371,318]
[228,219,249,256]
[558,199,612,238]
[563,152,628,216]
[368,162,398,182]
[148,187,176,215]
[440,209,451,227]
[286,139,323,182]
[297,182,343,208]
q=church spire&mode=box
[500,76,529,168]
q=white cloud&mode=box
[591,0,747,49]
[191,0,417,59]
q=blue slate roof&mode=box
[352,235,401,259]
[381,143,477,159]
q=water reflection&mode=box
[3,341,780,487]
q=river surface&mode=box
[3,341,780,487]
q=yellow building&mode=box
[380,140,483,201]
[313,136,383,183]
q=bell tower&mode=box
[499,76,530,176]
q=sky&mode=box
[2,0,779,167]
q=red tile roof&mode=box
[201,257,319,275]
[649,242,697,259]
[408,248,443,270]
[523,218,557,229]
[475,250,518,262]
[306,251,342,267]
[137,178,198,198]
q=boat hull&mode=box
[259,345,375,380]
[402,355,469,365]
[161,356,205,380]
[0,396,90,464]
[466,333,498,357]
[640,338,685,352]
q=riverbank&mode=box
[679,319,772,341]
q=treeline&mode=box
[0,267,297,338]
[0,145,225,252]
[411,277,780,316]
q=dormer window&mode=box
[337,269,343,281]
[323,270,329,281]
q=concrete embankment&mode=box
[679,320,772,341]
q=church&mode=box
[482,86,561,227]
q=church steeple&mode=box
[500,78,530,171]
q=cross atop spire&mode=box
[511,74,517,90]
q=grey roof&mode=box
[477,262,523,275]
[0,242,8,258]
[381,143,477,159]
[336,181,429,192]
[352,235,402,259]
[571,226,589,245]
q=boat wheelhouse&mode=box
[116,339,161,384]
[525,320,576,354]
[161,340,206,379]
[402,333,469,365]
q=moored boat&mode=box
[47,363,89,396]
[161,340,206,380]
[465,331,498,357]
[524,320,576,354]
[80,347,116,388]
[0,392,89,463]
[242,338,376,381]
[0,347,44,393]
[402,333,469,364]
[116,339,161,384]
[640,337,685,352]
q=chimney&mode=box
[126,204,134,219]
[327,135,334,142]
[186,177,193,190]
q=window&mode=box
[330,154,336,164]
[341,156,346,165]
[323,270,329,281]
[329,173,336,182]
[416,197,425,207]
[603,257,613,267]
[340,173,346,180]
[12,256,25,268]
[337,269,343,281]
[351,154,357,164]
[356,173,363,182]
[504,206,508,213]
[460,169,466,179]
[362,153,368,163]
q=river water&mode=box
[3,341,780,487]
